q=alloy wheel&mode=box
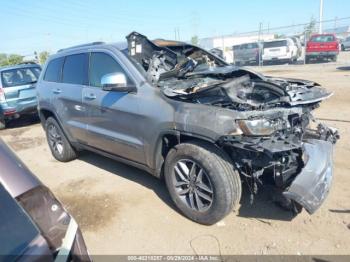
[172,159,214,212]
[48,124,64,155]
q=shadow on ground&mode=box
[337,66,350,71]
[4,114,40,129]
[237,183,297,221]
[78,151,177,212]
[79,151,296,222]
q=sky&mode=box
[1,0,349,55]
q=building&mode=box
[324,25,350,39]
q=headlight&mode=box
[237,118,278,136]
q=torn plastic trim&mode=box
[283,139,333,214]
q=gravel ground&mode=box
[1,52,350,256]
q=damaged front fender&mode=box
[283,139,334,214]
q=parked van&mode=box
[233,42,261,66]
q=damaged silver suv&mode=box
[36,32,339,225]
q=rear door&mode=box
[49,53,88,142]
[0,66,41,111]
[82,51,146,164]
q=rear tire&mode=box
[45,117,77,162]
[0,119,5,130]
[164,141,242,225]
[332,55,338,62]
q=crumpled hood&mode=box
[161,66,333,109]
[263,76,333,106]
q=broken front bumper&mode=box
[283,139,334,214]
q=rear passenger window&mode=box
[89,52,130,88]
[62,53,88,85]
[44,57,64,82]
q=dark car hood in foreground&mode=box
[0,139,41,198]
[0,183,51,258]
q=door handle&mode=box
[84,93,96,100]
[53,88,62,94]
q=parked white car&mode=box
[262,38,299,64]
[341,36,350,51]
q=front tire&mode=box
[305,56,311,64]
[164,141,241,225]
[45,117,77,162]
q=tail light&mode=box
[0,88,5,102]
[286,46,290,53]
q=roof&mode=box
[0,62,40,72]
[263,38,289,42]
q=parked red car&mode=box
[305,34,339,63]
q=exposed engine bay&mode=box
[126,32,339,212]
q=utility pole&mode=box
[319,0,324,34]
[258,22,263,66]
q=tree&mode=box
[39,51,50,65]
[274,34,287,39]
[0,54,8,66]
[7,54,23,65]
[304,17,317,40]
[191,35,199,45]
[0,54,23,66]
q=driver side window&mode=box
[89,52,131,88]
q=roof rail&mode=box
[57,41,105,53]
[18,61,38,65]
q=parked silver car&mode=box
[0,62,41,130]
[341,36,350,51]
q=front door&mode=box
[82,51,146,164]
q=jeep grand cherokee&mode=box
[36,32,339,225]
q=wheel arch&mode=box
[38,108,76,145]
[153,131,220,178]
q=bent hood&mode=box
[126,32,332,109]
[161,66,332,109]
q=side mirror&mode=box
[101,73,136,93]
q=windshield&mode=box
[1,67,41,88]
[310,35,335,42]
[264,40,287,48]
[242,43,259,49]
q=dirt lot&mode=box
[1,53,350,255]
